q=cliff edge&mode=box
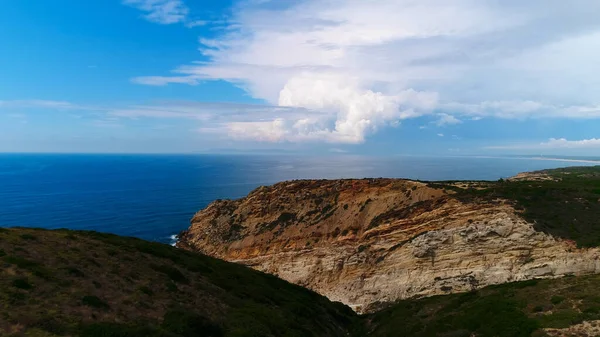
[178,166,600,313]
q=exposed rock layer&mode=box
[177,178,600,313]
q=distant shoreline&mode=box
[450,155,600,165]
[521,156,600,164]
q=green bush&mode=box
[82,296,110,310]
[20,234,37,241]
[12,278,33,290]
[150,264,189,284]
[138,286,154,296]
[162,310,223,337]
[551,295,565,305]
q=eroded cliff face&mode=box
[177,178,600,313]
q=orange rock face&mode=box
[178,178,600,313]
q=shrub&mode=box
[82,296,110,310]
[80,323,164,337]
[138,286,154,296]
[162,310,224,337]
[551,295,565,305]
[150,264,189,284]
[532,305,545,312]
[20,234,37,241]
[3,255,53,279]
[12,278,33,290]
[65,267,85,277]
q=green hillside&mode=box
[3,228,600,337]
[429,165,600,247]
[0,228,357,337]
[366,274,600,337]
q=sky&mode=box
[1,0,600,155]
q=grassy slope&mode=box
[366,274,600,337]
[428,166,600,247]
[0,228,358,337]
[4,227,600,337]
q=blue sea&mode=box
[0,154,597,245]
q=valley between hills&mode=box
[2,166,600,336]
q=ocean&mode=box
[0,153,597,245]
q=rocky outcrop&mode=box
[177,178,600,313]
[545,320,600,336]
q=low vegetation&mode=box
[366,274,600,337]
[5,227,600,336]
[429,166,600,247]
[0,228,356,337]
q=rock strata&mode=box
[178,178,600,313]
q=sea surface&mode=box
[0,154,597,244]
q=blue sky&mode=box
[1,0,600,155]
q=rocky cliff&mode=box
[177,168,600,313]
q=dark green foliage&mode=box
[532,305,545,312]
[64,266,85,277]
[12,278,33,290]
[368,200,441,230]
[150,264,189,284]
[20,233,37,240]
[0,228,357,337]
[258,212,297,233]
[368,291,538,336]
[432,166,600,247]
[551,295,565,305]
[359,198,372,212]
[3,255,53,279]
[80,323,167,337]
[162,310,223,337]
[82,295,110,310]
[278,212,296,223]
[368,274,600,336]
[139,286,154,296]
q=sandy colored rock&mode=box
[177,178,600,313]
[545,320,600,336]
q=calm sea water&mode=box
[0,154,596,244]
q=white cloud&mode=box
[131,76,201,86]
[127,1,600,142]
[0,100,78,109]
[541,138,600,149]
[185,20,208,28]
[488,138,600,150]
[442,101,600,119]
[434,113,462,126]
[123,0,189,24]
[437,133,444,137]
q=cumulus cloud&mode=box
[130,0,600,143]
[123,0,189,24]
